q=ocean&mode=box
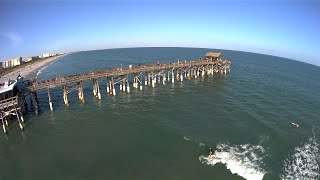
[0,47,319,179]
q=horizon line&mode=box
[1,46,319,68]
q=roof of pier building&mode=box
[205,52,222,59]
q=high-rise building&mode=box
[3,57,22,68]
[42,53,50,58]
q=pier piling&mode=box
[63,85,69,106]
[48,88,54,111]
[78,81,85,102]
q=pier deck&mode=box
[28,59,230,91]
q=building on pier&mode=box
[0,79,19,100]
[205,52,222,60]
[0,75,26,133]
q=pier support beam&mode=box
[152,72,155,88]
[140,80,143,91]
[163,73,166,85]
[112,77,116,95]
[133,78,135,88]
[127,78,130,93]
[4,116,8,127]
[19,110,25,123]
[15,108,24,131]
[134,76,139,89]
[172,69,175,84]
[97,79,101,99]
[211,65,214,75]
[31,91,39,114]
[1,113,6,134]
[139,74,143,90]
[78,81,85,102]
[93,79,97,96]
[48,88,53,111]
[106,78,110,93]
[122,80,126,92]
[109,80,112,94]
[93,79,101,99]
[63,85,69,106]
[197,68,200,78]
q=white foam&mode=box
[199,143,266,180]
[36,65,48,77]
[183,136,191,141]
[280,137,319,180]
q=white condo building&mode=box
[2,57,22,69]
[42,53,50,58]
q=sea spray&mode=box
[280,137,319,180]
[199,143,267,180]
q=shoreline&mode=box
[0,54,68,83]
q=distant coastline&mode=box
[0,53,69,83]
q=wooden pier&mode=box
[0,52,231,134]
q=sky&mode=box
[0,0,319,66]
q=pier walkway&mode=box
[28,59,230,91]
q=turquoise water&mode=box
[0,47,319,179]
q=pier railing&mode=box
[0,96,18,110]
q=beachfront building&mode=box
[205,52,222,60]
[0,62,3,69]
[26,56,40,62]
[26,57,32,62]
[3,57,22,69]
[42,53,50,58]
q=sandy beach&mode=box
[0,54,67,84]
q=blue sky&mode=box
[0,0,319,65]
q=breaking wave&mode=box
[280,136,320,180]
[199,143,267,180]
[36,65,48,77]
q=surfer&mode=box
[291,122,300,128]
[209,147,214,156]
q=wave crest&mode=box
[280,137,320,180]
[199,143,266,180]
